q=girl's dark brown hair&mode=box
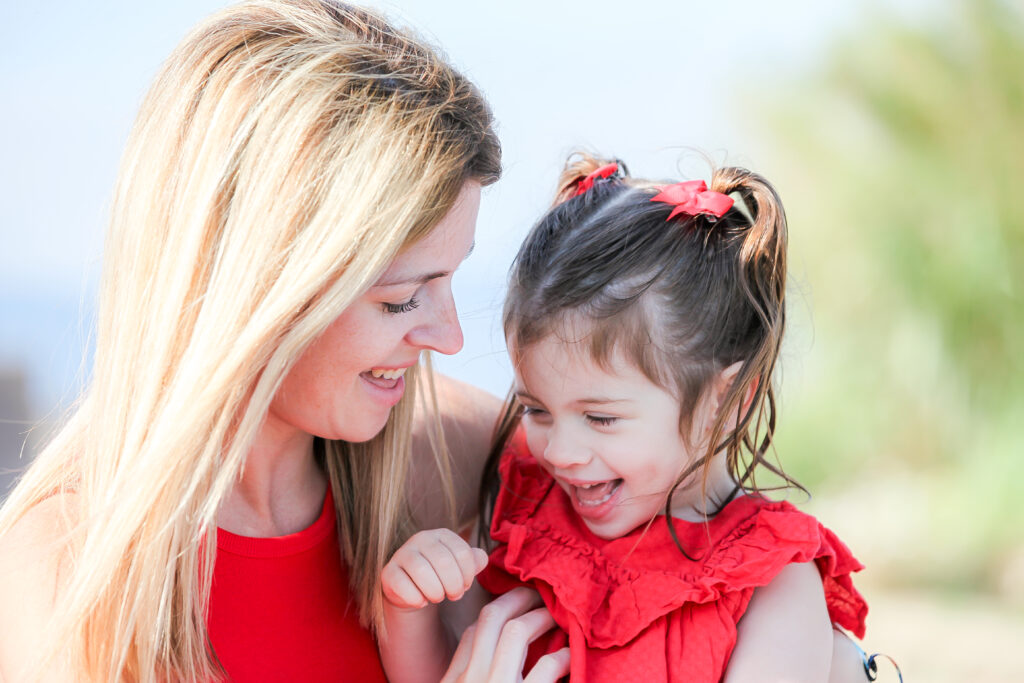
[479,153,803,551]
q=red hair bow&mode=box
[572,162,620,197]
[650,180,734,221]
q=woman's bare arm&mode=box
[0,495,77,681]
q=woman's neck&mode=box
[217,413,329,537]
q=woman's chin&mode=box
[333,417,391,443]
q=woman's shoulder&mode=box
[0,493,79,679]
[409,373,502,529]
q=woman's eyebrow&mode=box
[374,271,449,287]
[373,241,475,287]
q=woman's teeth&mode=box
[369,368,407,380]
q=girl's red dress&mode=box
[478,431,868,682]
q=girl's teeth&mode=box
[574,480,621,506]
[370,368,407,380]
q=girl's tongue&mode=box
[573,479,622,506]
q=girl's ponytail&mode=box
[711,167,787,324]
[703,167,793,494]
[552,153,624,205]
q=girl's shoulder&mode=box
[699,495,867,636]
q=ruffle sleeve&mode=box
[478,429,869,653]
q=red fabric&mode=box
[208,489,386,682]
[478,431,868,683]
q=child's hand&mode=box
[382,528,489,610]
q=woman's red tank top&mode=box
[207,489,387,682]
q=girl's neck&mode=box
[217,413,328,537]
[669,453,741,523]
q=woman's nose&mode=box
[408,291,464,355]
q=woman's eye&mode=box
[586,415,618,426]
[521,406,548,419]
[382,297,420,314]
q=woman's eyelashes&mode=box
[382,296,420,314]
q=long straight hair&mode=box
[0,2,499,680]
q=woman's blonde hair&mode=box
[0,1,499,680]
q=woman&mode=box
[0,2,562,680]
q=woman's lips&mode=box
[360,367,408,405]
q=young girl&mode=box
[380,156,872,682]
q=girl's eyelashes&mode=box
[521,405,617,427]
[382,297,420,314]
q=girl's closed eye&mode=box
[521,405,549,419]
[585,414,618,427]
[382,296,420,314]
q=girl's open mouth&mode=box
[569,478,623,520]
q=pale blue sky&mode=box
[0,0,936,414]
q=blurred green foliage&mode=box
[755,0,1024,596]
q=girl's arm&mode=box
[830,629,872,683]
[724,561,834,682]
[378,528,489,683]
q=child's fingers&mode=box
[382,529,490,607]
[401,551,449,603]
[381,562,429,608]
[419,536,476,600]
[436,532,489,587]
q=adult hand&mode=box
[441,587,570,683]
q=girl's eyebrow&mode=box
[515,389,628,407]
[513,388,538,403]
[373,242,475,288]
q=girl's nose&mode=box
[542,427,591,469]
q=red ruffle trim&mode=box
[478,431,868,648]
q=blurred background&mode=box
[1,0,1021,679]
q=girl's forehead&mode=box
[515,335,641,388]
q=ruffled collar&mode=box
[487,432,838,647]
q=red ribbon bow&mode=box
[572,162,620,197]
[649,180,734,220]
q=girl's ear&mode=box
[707,362,758,434]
